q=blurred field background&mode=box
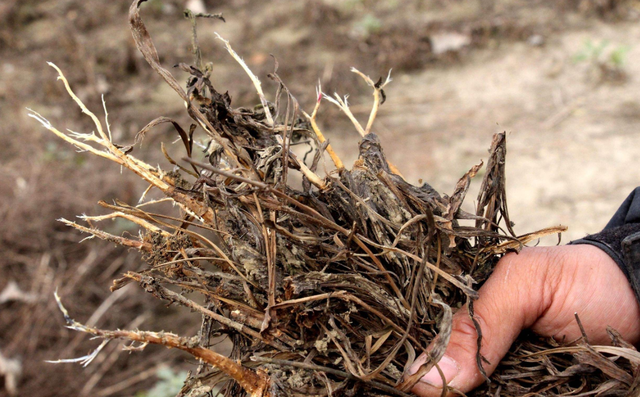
[2,0,640,396]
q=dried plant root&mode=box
[35,1,640,396]
[51,292,271,397]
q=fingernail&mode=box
[419,355,460,388]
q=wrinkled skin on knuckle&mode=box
[530,246,582,338]
[485,248,551,328]
[530,245,640,345]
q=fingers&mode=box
[409,247,557,396]
[407,244,640,396]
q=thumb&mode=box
[409,248,557,396]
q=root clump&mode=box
[35,1,640,396]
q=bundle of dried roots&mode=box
[31,1,640,396]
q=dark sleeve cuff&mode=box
[604,187,640,228]
[569,188,640,304]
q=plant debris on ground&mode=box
[31,1,640,396]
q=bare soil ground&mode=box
[2,0,640,395]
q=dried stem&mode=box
[59,219,152,252]
[351,67,392,135]
[323,92,366,137]
[122,273,289,350]
[215,33,274,126]
[29,64,225,232]
[291,152,326,189]
[301,84,345,170]
[28,64,169,191]
[51,292,271,396]
[79,212,170,236]
[486,225,568,255]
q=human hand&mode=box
[408,245,640,396]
